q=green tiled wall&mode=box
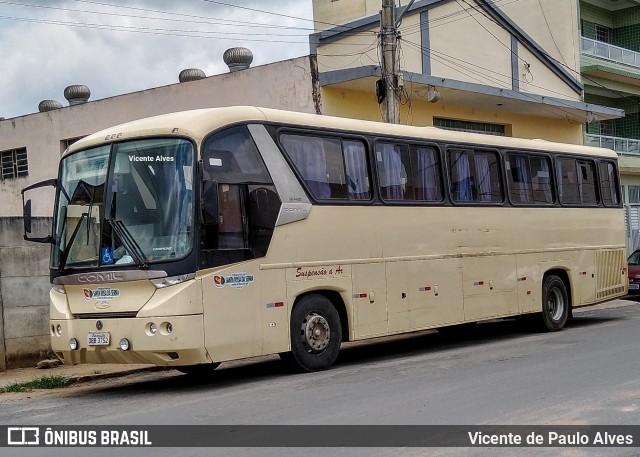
[580,1,640,51]
[585,95,640,139]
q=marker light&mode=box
[69,338,78,350]
[119,338,130,351]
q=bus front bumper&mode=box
[50,314,211,366]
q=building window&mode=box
[595,24,612,44]
[599,120,616,137]
[1,147,28,180]
[434,118,505,136]
[628,185,640,204]
[61,136,84,155]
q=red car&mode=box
[628,250,640,294]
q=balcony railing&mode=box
[586,133,640,155]
[581,36,640,69]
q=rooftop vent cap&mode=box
[38,100,63,112]
[64,85,91,105]
[179,68,206,82]
[223,47,253,72]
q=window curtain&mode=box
[474,154,492,201]
[343,141,370,200]
[378,144,404,200]
[513,155,532,203]
[556,160,563,203]
[281,136,330,199]
[539,159,552,203]
[415,147,438,200]
[452,151,472,201]
[607,164,619,205]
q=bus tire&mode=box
[176,362,220,376]
[541,275,569,331]
[288,294,342,372]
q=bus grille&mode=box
[596,249,626,299]
[74,312,138,319]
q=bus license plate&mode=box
[629,283,639,290]
[88,332,110,346]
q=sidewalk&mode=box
[0,362,162,389]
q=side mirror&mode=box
[21,178,57,243]
[23,199,32,234]
[201,179,220,225]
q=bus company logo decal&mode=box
[213,273,254,289]
[83,287,120,301]
[77,272,124,283]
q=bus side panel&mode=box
[575,250,596,305]
[462,255,518,321]
[202,266,263,362]
[353,263,388,339]
[516,253,542,314]
[260,268,290,356]
[408,258,464,330]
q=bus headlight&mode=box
[56,324,63,336]
[147,323,157,335]
[119,338,130,351]
[69,338,78,350]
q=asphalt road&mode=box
[1,299,639,457]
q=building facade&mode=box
[580,0,640,252]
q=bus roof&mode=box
[65,106,617,159]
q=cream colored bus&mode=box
[22,107,627,373]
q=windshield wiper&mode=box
[107,218,148,268]
[58,213,87,273]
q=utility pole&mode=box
[379,0,414,124]
[379,0,399,124]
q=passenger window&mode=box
[376,143,409,200]
[599,161,620,206]
[280,134,370,201]
[507,154,553,204]
[557,158,598,205]
[448,149,502,203]
[375,142,443,202]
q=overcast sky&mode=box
[0,0,314,119]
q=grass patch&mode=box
[0,375,69,394]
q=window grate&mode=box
[0,147,29,180]
[434,118,505,136]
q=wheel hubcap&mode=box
[301,312,331,353]
[546,288,565,321]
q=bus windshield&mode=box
[51,138,195,270]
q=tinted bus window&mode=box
[599,161,620,206]
[557,158,598,205]
[280,134,370,201]
[448,149,502,203]
[507,153,553,204]
[375,142,442,202]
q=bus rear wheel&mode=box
[541,275,569,331]
[287,294,342,372]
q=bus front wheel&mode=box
[541,275,569,331]
[287,294,342,372]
